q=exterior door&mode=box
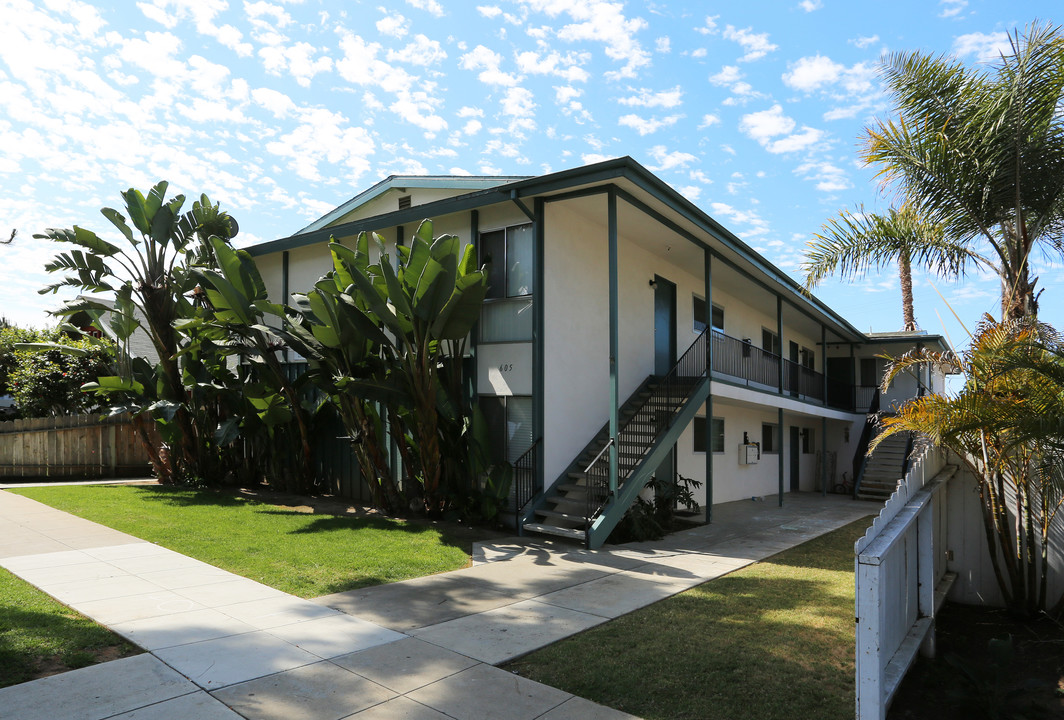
[789,426,800,491]
[653,275,677,489]
[654,276,677,376]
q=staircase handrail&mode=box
[583,325,711,524]
[851,389,881,498]
[584,437,614,531]
[512,437,542,518]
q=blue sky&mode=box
[1,0,1061,353]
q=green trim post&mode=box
[821,415,828,496]
[777,295,784,393]
[705,248,713,523]
[534,199,546,496]
[608,189,619,496]
[778,407,784,507]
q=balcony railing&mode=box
[709,331,866,412]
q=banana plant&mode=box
[37,183,240,483]
[336,220,488,513]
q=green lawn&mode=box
[0,567,139,688]
[505,517,873,720]
[12,485,477,598]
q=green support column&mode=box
[850,342,856,410]
[608,190,619,496]
[778,407,784,507]
[776,295,784,507]
[821,325,827,404]
[533,199,545,495]
[704,249,713,524]
[469,210,480,407]
[822,415,828,496]
[776,295,784,393]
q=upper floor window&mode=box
[482,224,533,299]
[762,328,781,357]
[693,296,725,333]
[481,223,534,343]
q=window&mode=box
[693,296,725,333]
[481,224,534,343]
[693,416,725,453]
[478,395,533,464]
[762,328,781,356]
[761,422,779,453]
[801,346,815,370]
[860,357,879,386]
[802,427,815,454]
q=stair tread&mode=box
[523,523,586,541]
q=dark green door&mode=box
[654,276,677,376]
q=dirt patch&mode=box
[30,644,142,683]
[889,602,1064,719]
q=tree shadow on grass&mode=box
[0,606,139,689]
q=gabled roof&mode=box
[295,174,531,235]
[245,157,908,345]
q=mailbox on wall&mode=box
[740,443,760,464]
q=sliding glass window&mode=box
[481,223,534,343]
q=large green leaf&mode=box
[210,236,266,302]
[412,256,456,323]
[432,271,488,340]
[100,208,137,246]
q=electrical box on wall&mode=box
[739,443,760,464]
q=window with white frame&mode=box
[480,224,534,343]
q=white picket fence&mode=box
[853,444,958,720]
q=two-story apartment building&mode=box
[246,157,948,548]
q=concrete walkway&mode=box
[0,489,872,720]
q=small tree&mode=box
[877,316,1064,617]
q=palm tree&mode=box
[803,204,968,331]
[874,317,1064,616]
[864,22,1064,319]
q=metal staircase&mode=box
[855,430,912,502]
[521,326,710,548]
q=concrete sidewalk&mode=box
[0,489,871,720]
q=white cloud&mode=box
[782,55,844,91]
[138,0,252,56]
[647,145,697,171]
[514,50,591,83]
[618,113,681,135]
[264,107,375,182]
[520,0,651,81]
[952,31,1012,62]
[477,5,502,18]
[457,106,483,118]
[698,114,720,129]
[656,37,670,53]
[501,86,536,118]
[799,0,822,10]
[388,34,447,66]
[938,0,966,18]
[405,0,444,17]
[462,119,482,135]
[740,104,824,154]
[709,201,770,236]
[259,41,333,87]
[723,25,777,62]
[459,45,521,86]
[739,105,794,141]
[850,34,879,49]
[690,48,707,58]
[695,15,719,35]
[252,87,296,117]
[375,12,409,38]
[795,160,851,192]
[709,65,741,86]
[616,86,683,109]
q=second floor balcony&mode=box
[709,331,877,413]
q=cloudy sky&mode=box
[1,0,1061,351]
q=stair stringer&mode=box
[586,377,710,549]
[518,376,658,530]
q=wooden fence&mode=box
[854,445,958,720]
[0,414,152,480]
